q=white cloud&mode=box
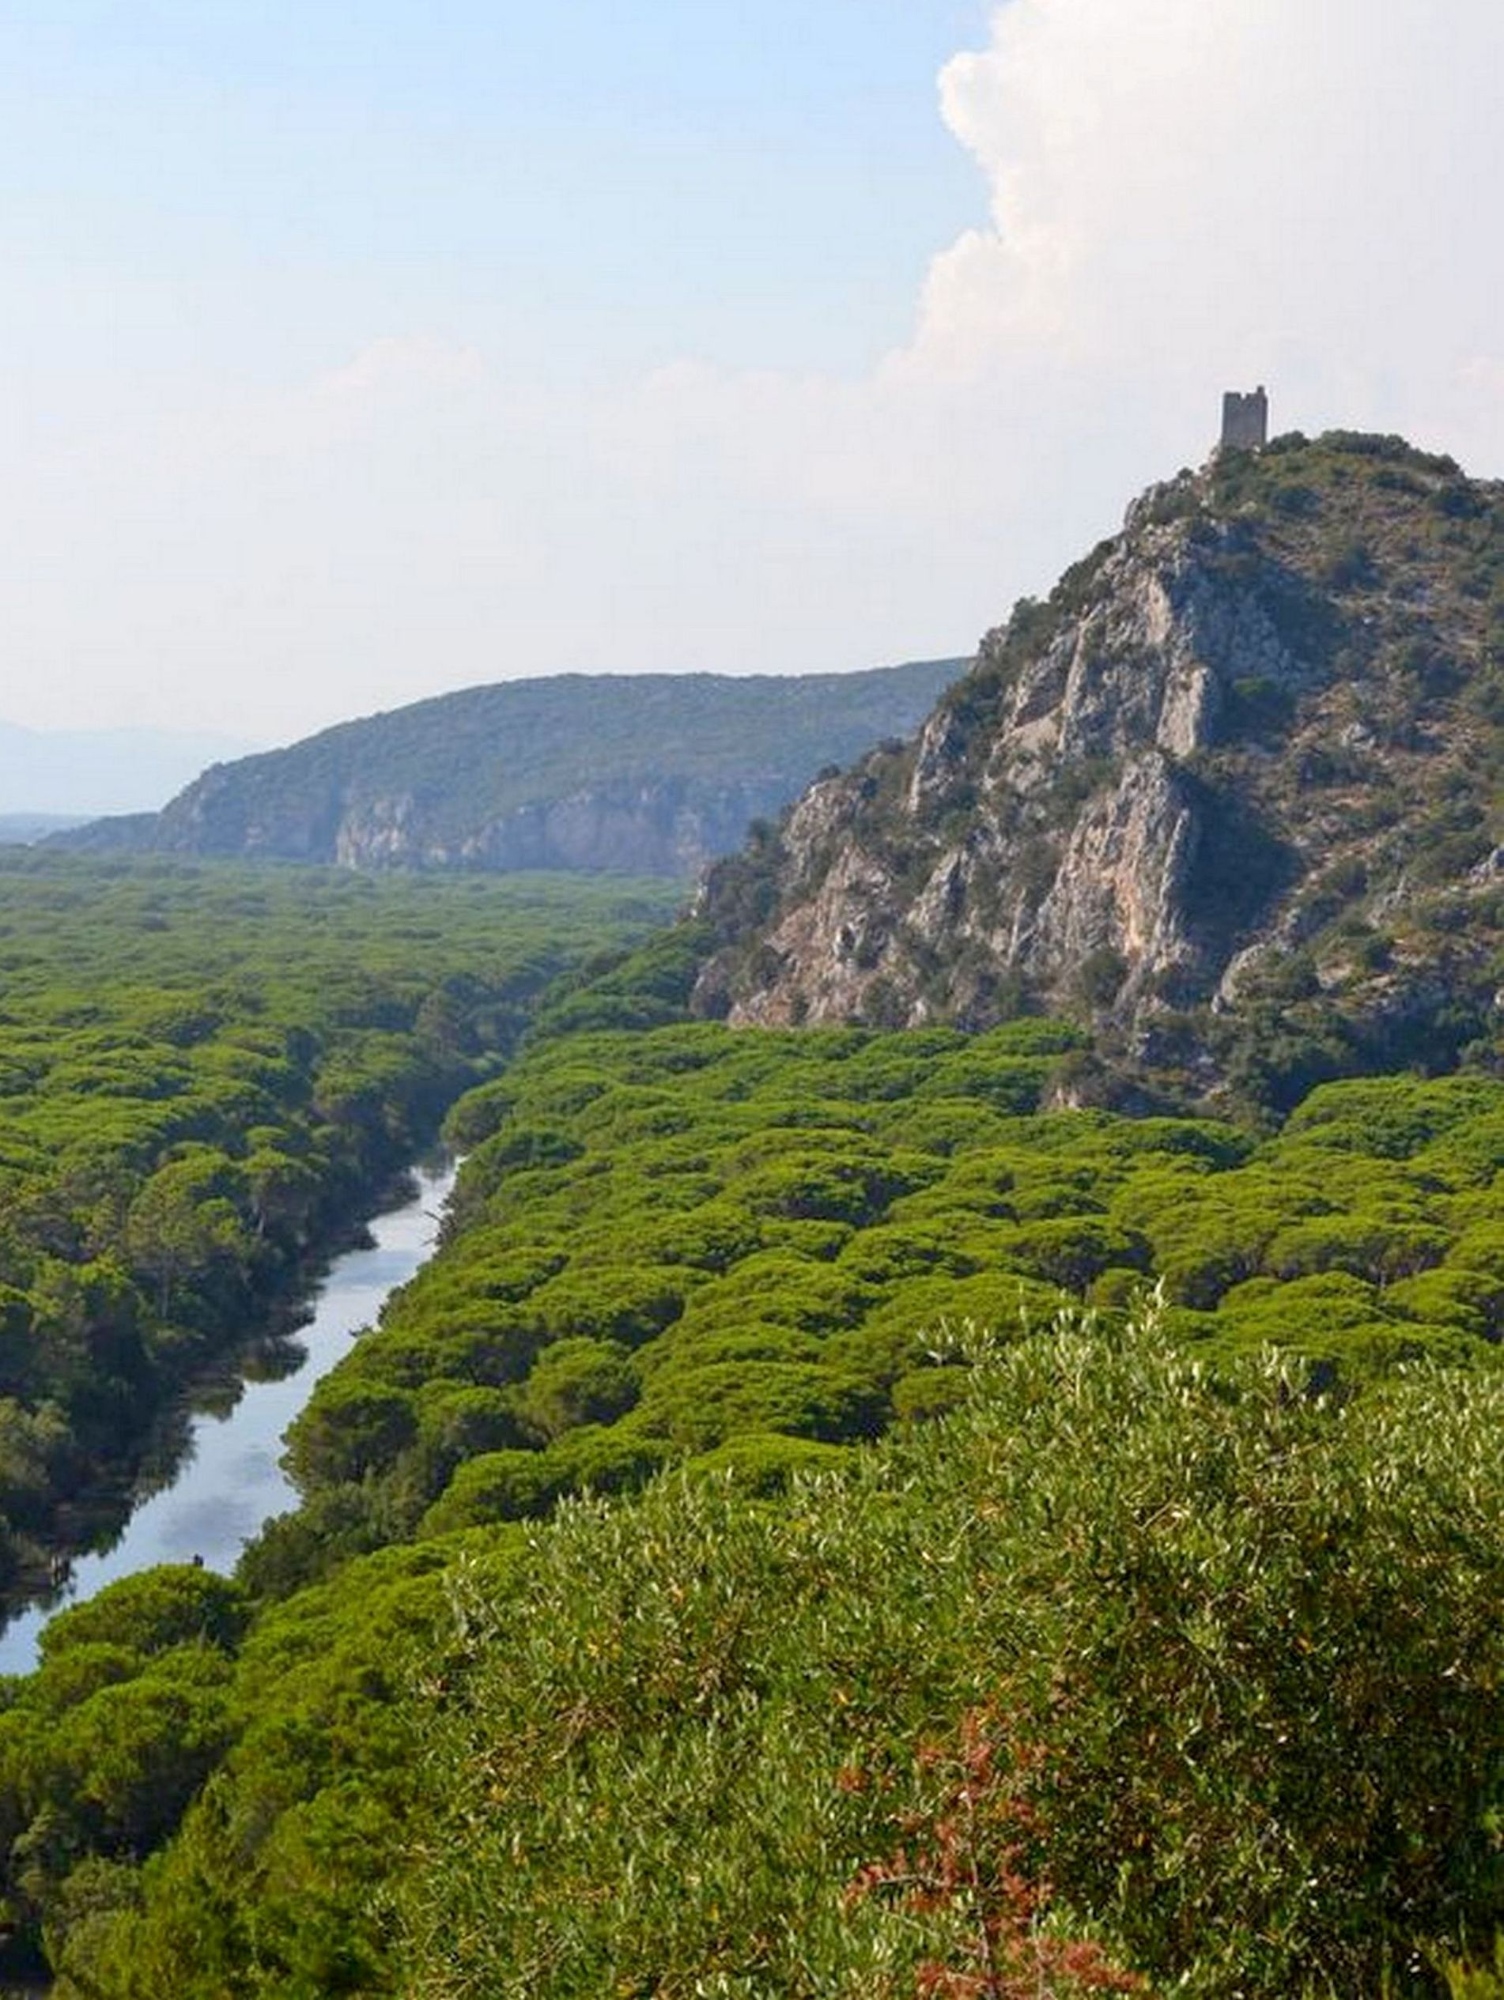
[317,336,486,401]
[553,0,1504,708]
[8,2,1504,738]
[919,0,1504,438]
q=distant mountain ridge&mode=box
[52,665,963,878]
[694,434,1504,1107]
[0,814,89,846]
[0,722,257,818]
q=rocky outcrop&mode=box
[694,435,1504,1096]
[51,663,962,878]
[325,776,806,877]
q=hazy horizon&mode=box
[5,1,1503,742]
[0,717,261,817]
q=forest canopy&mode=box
[0,853,676,1591]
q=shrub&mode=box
[397,1309,1504,1998]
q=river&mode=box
[0,1158,457,1679]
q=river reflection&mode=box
[0,1159,456,1678]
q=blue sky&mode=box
[4,1,1503,745]
[3,4,984,383]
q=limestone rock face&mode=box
[1028,752,1201,987]
[694,436,1504,1082]
[163,769,826,877]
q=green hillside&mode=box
[56,664,963,877]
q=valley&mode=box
[0,435,1500,1996]
[0,1159,456,1677]
[0,856,675,1610]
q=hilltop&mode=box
[51,664,961,879]
[695,433,1504,1107]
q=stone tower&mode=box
[1221,386,1269,451]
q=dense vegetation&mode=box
[8,1313,1500,1997]
[395,1319,1504,1999]
[255,1013,1504,1588]
[0,948,1495,1994]
[0,853,676,1595]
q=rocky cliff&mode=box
[54,664,962,879]
[695,435,1504,1106]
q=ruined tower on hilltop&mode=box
[1221,386,1269,450]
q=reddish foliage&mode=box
[845,1706,1146,1999]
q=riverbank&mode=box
[0,1160,456,1677]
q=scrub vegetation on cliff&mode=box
[54,662,961,879]
[694,434,1504,1110]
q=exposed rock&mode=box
[1029,752,1201,992]
[694,434,1504,1102]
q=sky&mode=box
[4,0,1504,749]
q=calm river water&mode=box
[0,1159,457,1678]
